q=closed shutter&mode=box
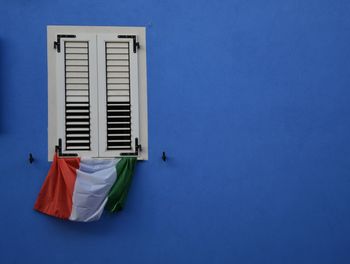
[97,34,140,157]
[56,34,98,157]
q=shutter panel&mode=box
[56,34,98,157]
[97,34,140,157]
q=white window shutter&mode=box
[56,33,99,157]
[97,34,140,157]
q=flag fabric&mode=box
[34,154,137,222]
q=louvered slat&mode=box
[105,41,132,150]
[64,41,91,150]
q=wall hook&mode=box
[162,152,167,162]
[29,153,34,164]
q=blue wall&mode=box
[1,0,350,263]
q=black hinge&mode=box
[55,138,78,157]
[117,35,140,53]
[54,34,76,53]
[120,137,142,156]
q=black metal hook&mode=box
[120,138,142,156]
[55,138,78,157]
[29,153,34,164]
[162,152,167,162]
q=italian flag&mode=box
[34,154,136,222]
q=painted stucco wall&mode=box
[1,0,350,263]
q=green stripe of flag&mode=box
[105,157,137,213]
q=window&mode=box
[47,26,148,160]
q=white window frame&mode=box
[47,26,148,161]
